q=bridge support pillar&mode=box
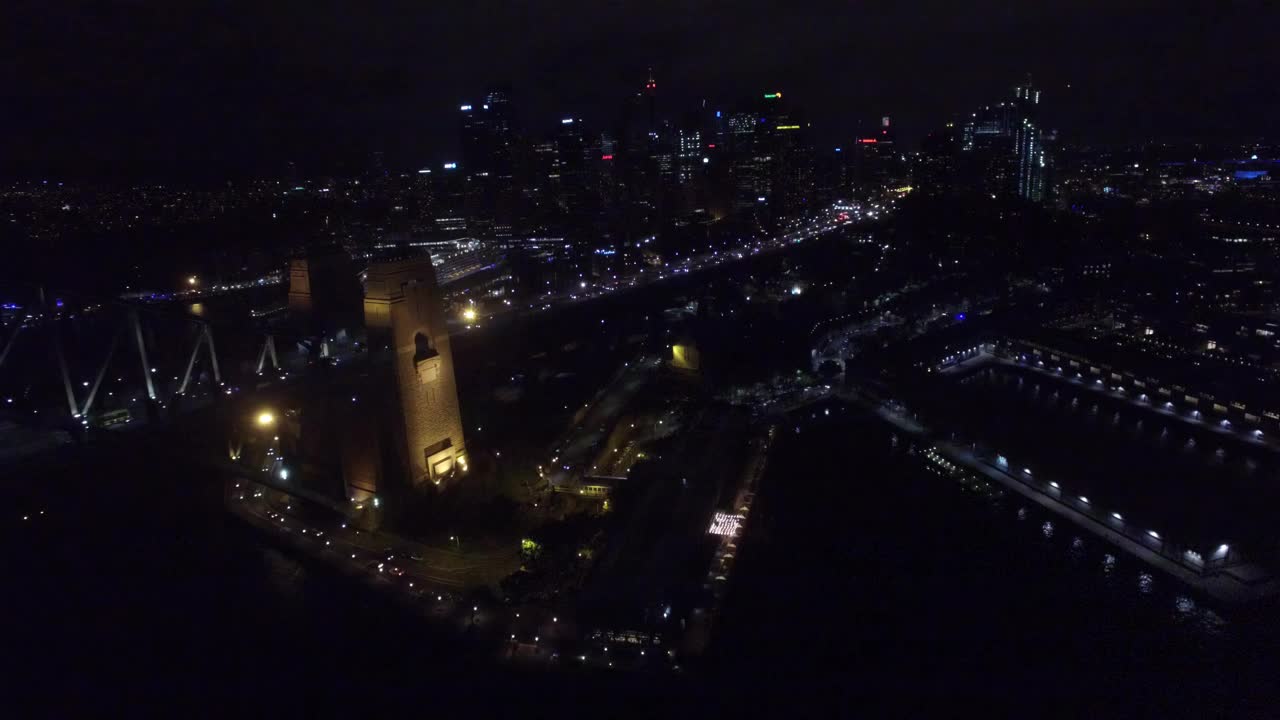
[130,310,157,401]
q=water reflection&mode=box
[1138,572,1154,594]
[1069,536,1085,562]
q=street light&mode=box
[187,276,198,286]
[256,411,275,427]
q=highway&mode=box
[457,203,880,327]
[229,477,515,588]
[533,208,867,310]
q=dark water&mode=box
[711,402,1280,713]
[6,426,656,711]
[929,364,1280,553]
[10,395,1280,712]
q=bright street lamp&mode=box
[256,411,275,427]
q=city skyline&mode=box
[7,2,1280,713]
[7,1,1278,182]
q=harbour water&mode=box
[712,401,1280,711]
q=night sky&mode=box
[6,0,1278,182]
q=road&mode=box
[227,474,679,671]
[544,354,660,488]
[456,203,880,328]
[229,477,515,588]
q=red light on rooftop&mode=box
[601,154,614,160]
[707,143,716,148]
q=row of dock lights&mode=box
[1020,460,1173,550]
[1021,354,1270,441]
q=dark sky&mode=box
[5,0,1278,183]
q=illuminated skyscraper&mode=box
[723,92,816,219]
[1013,82,1047,202]
[728,111,768,211]
[959,80,1049,202]
[914,123,961,195]
[459,87,518,237]
[677,127,702,186]
[554,116,593,221]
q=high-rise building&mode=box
[458,87,518,237]
[432,160,467,237]
[913,123,962,195]
[728,111,768,212]
[643,68,658,132]
[1012,82,1047,202]
[677,126,702,186]
[958,81,1050,201]
[554,117,591,221]
[723,92,815,220]
[772,117,815,218]
[849,116,906,197]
